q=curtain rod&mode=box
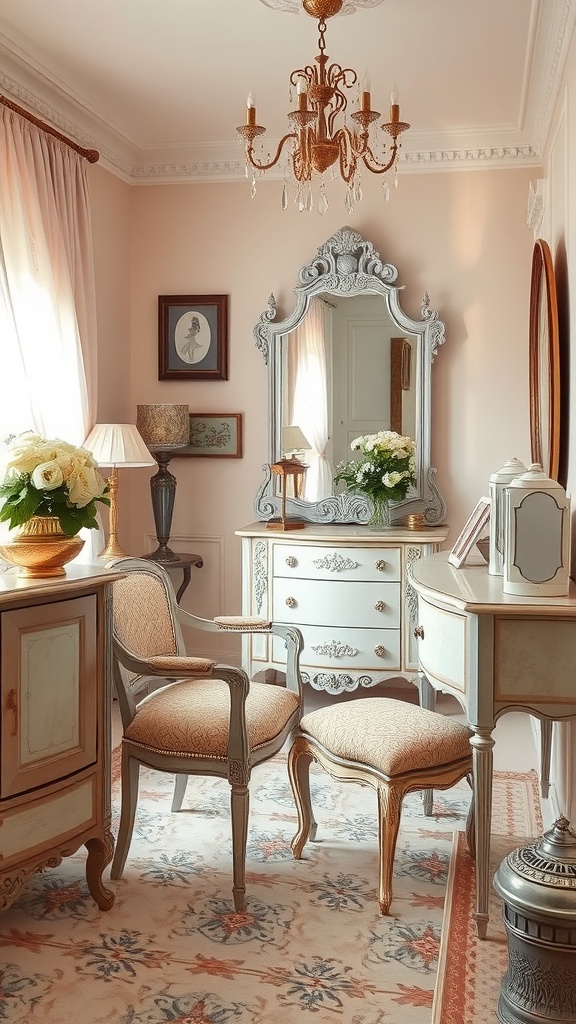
[0,94,99,163]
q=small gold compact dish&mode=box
[403,514,427,530]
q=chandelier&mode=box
[236,0,409,213]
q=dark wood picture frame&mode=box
[158,294,228,380]
[175,413,243,458]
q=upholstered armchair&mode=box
[108,556,303,911]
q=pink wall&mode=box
[88,165,535,622]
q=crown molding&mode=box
[0,9,564,188]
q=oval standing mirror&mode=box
[529,238,560,480]
[253,226,447,525]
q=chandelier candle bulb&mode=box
[246,92,256,125]
[361,74,371,111]
[390,84,399,123]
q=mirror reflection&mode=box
[281,295,418,502]
[253,226,447,525]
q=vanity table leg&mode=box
[539,718,553,799]
[470,726,495,939]
[417,672,436,711]
[417,674,436,815]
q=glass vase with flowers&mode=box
[334,430,417,529]
[0,432,109,576]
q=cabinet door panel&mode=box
[1,595,97,797]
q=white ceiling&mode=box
[0,0,573,183]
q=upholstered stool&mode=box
[288,698,473,915]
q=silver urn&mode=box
[493,816,576,1023]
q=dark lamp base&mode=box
[142,545,181,563]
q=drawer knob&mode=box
[414,625,425,640]
[285,596,297,609]
[285,556,297,568]
[374,645,387,657]
[375,559,387,572]
[374,600,386,612]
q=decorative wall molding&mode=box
[3,0,574,187]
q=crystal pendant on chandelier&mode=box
[236,0,410,211]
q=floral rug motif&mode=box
[0,756,540,1023]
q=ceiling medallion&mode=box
[258,0,386,13]
[238,0,409,213]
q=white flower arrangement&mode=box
[0,432,109,536]
[334,430,416,504]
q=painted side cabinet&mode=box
[236,522,449,695]
[0,565,122,911]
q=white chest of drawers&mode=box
[236,522,448,695]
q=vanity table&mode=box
[237,522,448,694]
[409,550,576,938]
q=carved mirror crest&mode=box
[253,226,447,525]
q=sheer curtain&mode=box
[0,106,100,557]
[289,297,333,502]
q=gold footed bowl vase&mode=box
[0,516,84,578]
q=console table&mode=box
[236,522,448,695]
[0,564,122,911]
[409,550,576,938]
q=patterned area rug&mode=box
[0,757,540,1024]
[433,770,544,1024]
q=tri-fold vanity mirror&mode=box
[252,226,447,525]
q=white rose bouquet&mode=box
[0,432,109,536]
[334,430,417,512]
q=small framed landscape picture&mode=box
[176,413,243,458]
[158,294,228,380]
[448,496,491,568]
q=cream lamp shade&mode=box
[83,423,155,560]
[282,425,311,458]
[83,423,155,468]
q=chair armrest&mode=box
[177,607,272,633]
[114,637,215,678]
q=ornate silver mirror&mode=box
[253,226,447,524]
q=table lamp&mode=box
[136,404,189,562]
[267,425,311,532]
[83,423,155,559]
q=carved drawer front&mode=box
[273,544,401,582]
[273,623,400,671]
[272,578,400,629]
[416,598,468,694]
[0,776,95,865]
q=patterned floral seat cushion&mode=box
[146,655,214,674]
[125,679,300,759]
[214,615,271,631]
[299,698,472,777]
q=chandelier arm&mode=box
[292,127,314,182]
[335,130,357,184]
[247,133,298,172]
[361,142,400,175]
